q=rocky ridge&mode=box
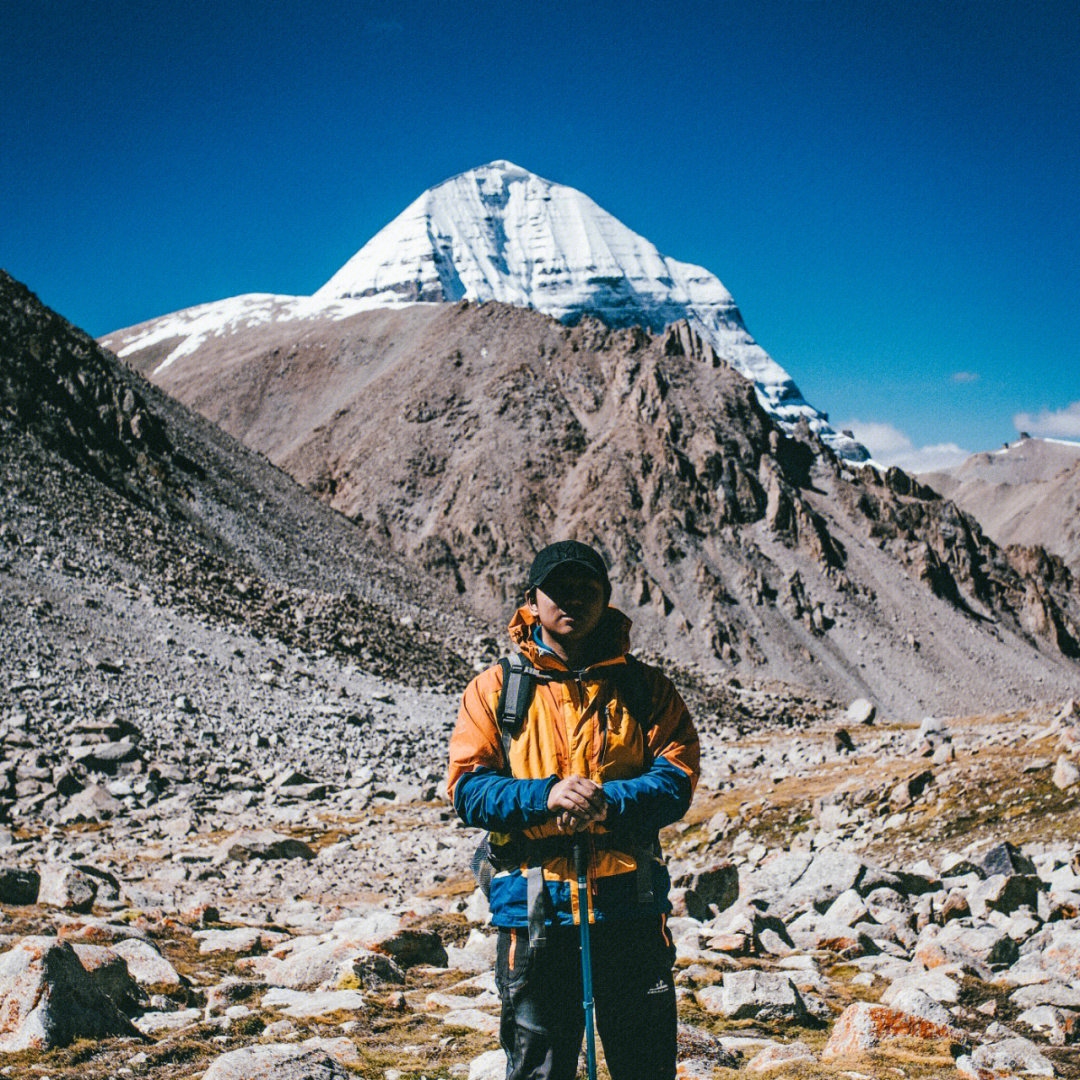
[924,438,1080,577]
[106,297,1080,712]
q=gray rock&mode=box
[846,699,876,725]
[469,1050,508,1080]
[981,842,1037,879]
[1012,983,1080,1010]
[682,863,739,919]
[110,938,182,988]
[70,943,145,1011]
[261,987,365,1018]
[0,867,39,905]
[57,783,123,823]
[37,863,98,912]
[1053,756,1080,791]
[882,985,954,1028]
[222,831,315,862]
[969,873,1040,917]
[934,920,1020,968]
[676,1022,742,1068]
[132,1007,201,1033]
[0,936,141,1050]
[746,1041,816,1071]
[69,739,139,772]
[202,1043,350,1080]
[970,1036,1056,1076]
[697,970,810,1023]
[1017,1005,1079,1045]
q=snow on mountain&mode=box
[107,160,865,459]
[316,161,865,459]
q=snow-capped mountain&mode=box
[106,160,865,458]
[316,161,864,459]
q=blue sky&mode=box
[3,0,1078,466]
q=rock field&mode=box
[3,271,1080,1078]
[3,537,1080,1080]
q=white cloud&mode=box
[842,419,971,474]
[950,371,980,384]
[1013,401,1080,439]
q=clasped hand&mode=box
[547,775,607,833]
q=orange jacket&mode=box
[447,604,699,925]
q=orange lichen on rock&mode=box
[822,1001,963,1058]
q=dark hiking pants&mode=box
[495,917,677,1080]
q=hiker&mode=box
[447,540,700,1080]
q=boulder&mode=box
[0,867,39,905]
[824,888,870,928]
[969,1036,1056,1077]
[981,842,1037,879]
[133,1008,201,1034]
[682,863,739,919]
[222,831,315,862]
[194,926,291,955]
[696,971,810,1023]
[261,987,365,1018]
[880,985,953,1027]
[746,1041,815,1071]
[470,1050,508,1080]
[889,770,934,809]
[882,967,960,1005]
[930,921,1020,968]
[676,1023,742,1071]
[1012,983,1080,1010]
[969,873,1040,918]
[328,912,447,968]
[1053,756,1080,791]
[1017,1004,1079,1045]
[846,699,876,725]
[69,739,139,772]
[441,1007,499,1034]
[202,1044,350,1080]
[57,783,123,823]
[446,928,497,972]
[110,938,182,988]
[69,943,144,1012]
[0,936,141,1050]
[822,1001,962,1058]
[37,864,99,912]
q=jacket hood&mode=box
[508,604,632,671]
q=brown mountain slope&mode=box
[1,269,473,687]
[923,438,1080,576]
[103,300,1080,713]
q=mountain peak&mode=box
[314,162,866,460]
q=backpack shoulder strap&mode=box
[615,654,658,733]
[494,653,539,773]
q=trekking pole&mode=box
[573,836,598,1080]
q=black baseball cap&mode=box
[527,541,611,599]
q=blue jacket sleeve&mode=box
[454,767,559,831]
[602,757,693,834]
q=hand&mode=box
[548,775,607,832]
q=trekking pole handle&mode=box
[573,835,589,882]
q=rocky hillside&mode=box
[105,298,1080,713]
[0,269,474,687]
[923,438,1080,576]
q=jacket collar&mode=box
[507,604,632,674]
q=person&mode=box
[447,540,700,1080]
